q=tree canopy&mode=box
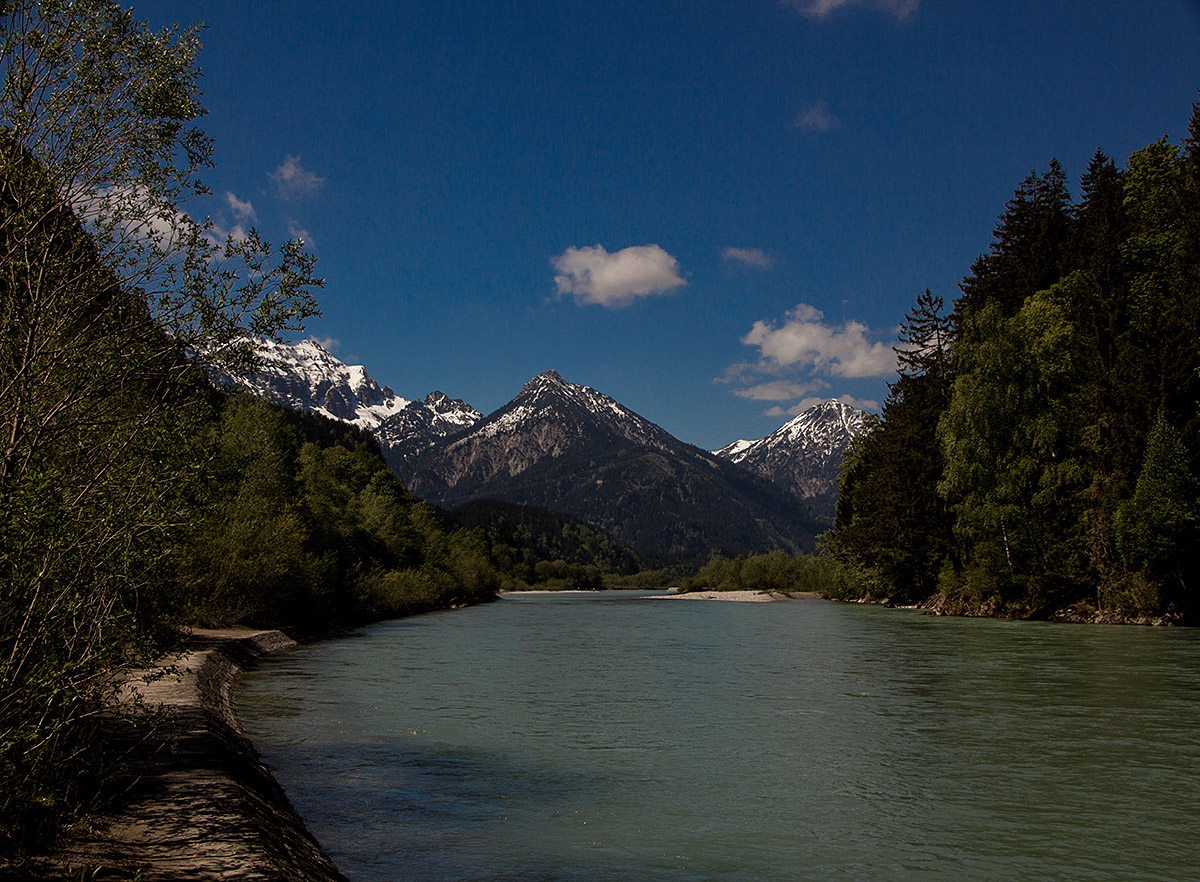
[829,95,1200,623]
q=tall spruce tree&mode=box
[1182,91,1200,176]
[957,159,1073,321]
[1119,138,1200,457]
[830,291,954,603]
[1115,411,1199,617]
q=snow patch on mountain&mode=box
[210,337,411,428]
[205,338,482,466]
[714,438,755,460]
[713,398,867,518]
[465,370,676,453]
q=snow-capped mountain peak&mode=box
[767,399,865,460]
[469,370,674,451]
[210,337,409,427]
[399,370,823,559]
[712,398,868,517]
[522,369,567,392]
[205,338,482,468]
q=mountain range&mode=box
[398,369,824,562]
[207,338,481,471]
[207,339,866,562]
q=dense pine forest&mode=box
[827,99,1200,625]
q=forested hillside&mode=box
[445,498,643,588]
[182,393,502,629]
[829,98,1200,624]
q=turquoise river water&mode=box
[236,591,1200,881]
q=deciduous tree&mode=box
[0,0,320,851]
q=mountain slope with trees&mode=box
[402,370,825,564]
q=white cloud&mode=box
[741,303,896,378]
[723,247,774,269]
[784,0,917,20]
[311,336,340,353]
[226,192,257,223]
[719,304,893,417]
[795,101,841,133]
[734,379,827,401]
[207,220,249,246]
[552,244,687,308]
[73,183,195,252]
[271,155,325,200]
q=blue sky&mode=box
[141,0,1200,450]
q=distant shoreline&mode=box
[499,588,825,601]
[653,589,824,602]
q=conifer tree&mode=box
[1182,91,1200,177]
[1116,411,1199,615]
[830,291,954,602]
[832,96,1200,621]
[957,159,1072,321]
[1120,139,1200,454]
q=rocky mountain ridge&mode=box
[713,399,867,518]
[205,338,481,470]
[399,369,824,562]
[409,369,684,497]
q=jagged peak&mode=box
[294,337,331,355]
[462,370,674,452]
[759,399,865,458]
[712,397,866,463]
[522,369,566,392]
[781,398,862,428]
[421,390,481,420]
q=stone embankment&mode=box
[27,629,347,882]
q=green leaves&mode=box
[181,395,500,629]
[833,97,1200,621]
[938,290,1091,608]
[1115,412,1199,588]
[0,0,321,851]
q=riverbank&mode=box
[12,629,346,882]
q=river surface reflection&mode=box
[236,591,1200,881]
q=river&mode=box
[236,591,1200,881]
